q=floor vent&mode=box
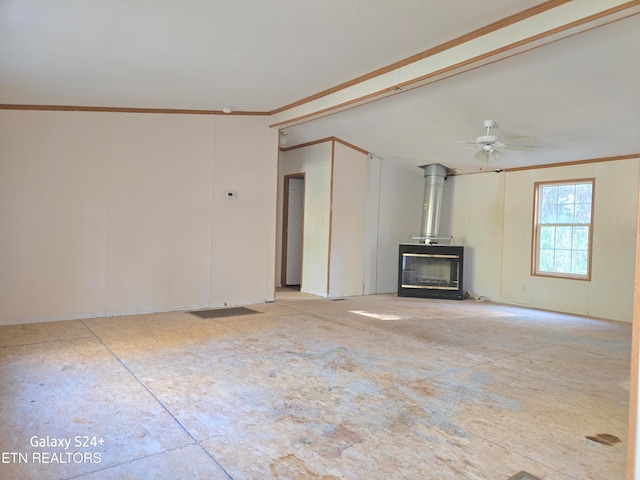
[507,472,541,480]
[189,307,259,319]
[330,298,346,301]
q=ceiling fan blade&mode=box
[502,144,539,151]
[502,135,534,143]
[458,140,480,145]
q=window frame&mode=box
[531,178,595,281]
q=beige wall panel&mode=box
[501,169,538,307]
[0,111,110,323]
[370,159,424,294]
[446,172,505,301]
[209,115,273,306]
[107,113,214,314]
[589,159,639,320]
[502,164,593,313]
[0,110,276,325]
[329,143,367,297]
[501,160,639,321]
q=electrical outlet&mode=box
[225,191,237,199]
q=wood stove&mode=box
[398,163,463,299]
[398,244,464,299]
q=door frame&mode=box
[281,173,305,287]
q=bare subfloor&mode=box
[0,291,631,479]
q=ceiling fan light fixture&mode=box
[475,149,488,161]
[461,119,538,171]
[475,149,489,171]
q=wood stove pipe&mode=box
[419,163,447,244]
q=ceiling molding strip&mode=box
[503,153,640,173]
[333,138,368,155]
[279,136,368,155]
[0,104,269,116]
[279,137,336,152]
[269,0,640,129]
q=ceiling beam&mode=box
[269,0,640,129]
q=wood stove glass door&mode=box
[401,253,460,290]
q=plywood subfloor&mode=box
[0,292,630,479]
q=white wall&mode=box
[1,112,111,322]
[278,140,369,298]
[0,110,277,325]
[445,159,639,322]
[501,159,639,321]
[210,115,277,307]
[442,172,506,301]
[278,142,332,296]
[107,113,214,314]
[328,142,368,297]
[364,156,424,294]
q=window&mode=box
[532,179,594,280]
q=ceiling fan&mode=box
[460,120,538,170]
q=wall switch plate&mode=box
[225,191,237,199]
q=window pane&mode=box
[575,203,591,223]
[539,226,555,248]
[540,203,557,223]
[555,226,572,249]
[541,185,558,205]
[539,248,555,272]
[572,226,589,250]
[558,184,575,204]
[555,249,572,273]
[575,183,592,203]
[557,203,575,223]
[539,186,557,223]
[572,250,588,275]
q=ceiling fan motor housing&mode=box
[477,119,500,147]
[476,134,499,145]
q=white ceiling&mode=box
[1,1,639,174]
[287,13,640,174]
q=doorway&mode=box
[282,174,305,288]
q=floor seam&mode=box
[0,334,96,349]
[63,444,201,480]
[79,319,234,480]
